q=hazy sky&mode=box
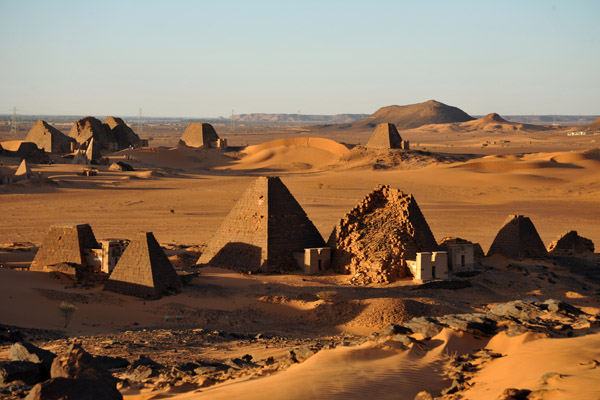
[1,0,599,117]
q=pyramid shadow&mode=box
[206,242,263,272]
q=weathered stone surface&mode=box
[366,123,404,149]
[487,215,547,259]
[50,343,115,387]
[198,176,325,272]
[402,317,443,339]
[10,342,56,371]
[547,230,594,255]
[179,123,219,148]
[25,121,74,154]
[328,185,438,285]
[104,232,182,298]
[0,361,40,385]
[30,224,99,271]
[104,117,141,149]
[93,355,129,370]
[25,377,122,400]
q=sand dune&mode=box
[225,137,348,171]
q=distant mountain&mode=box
[457,113,547,132]
[345,100,474,130]
[231,113,368,124]
[587,117,600,130]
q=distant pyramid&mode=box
[25,120,74,153]
[366,123,404,149]
[14,159,33,181]
[487,215,547,259]
[547,230,594,255]
[328,185,438,284]
[69,116,115,149]
[31,224,99,270]
[198,176,325,272]
[104,232,182,298]
[104,116,141,148]
[179,123,220,148]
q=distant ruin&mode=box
[69,116,143,151]
[366,123,410,150]
[328,185,438,284]
[179,123,227,149]
[548,230,594,256]
[487,215,547,259]
[198,176,325,272]
[104,232,182,298]
[24,120,75,154]
[406,252,448,281]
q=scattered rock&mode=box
[25,377,122,400]
[0,361,41,385]
[497,388,532,400]
[10,342,56,371]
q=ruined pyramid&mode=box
[179,123,220,148]
[31,224,99,270]
[69,116,114,149]
[104,116,141,148]
[104,232,182,298]
[25,120,74,153]
[14,159,33,181]
[198,176,325,272]
[487,215,547,259]
[547,230,594,255]
[328,185,438,284]
[366,123,404,149]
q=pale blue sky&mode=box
[1,0,598,117]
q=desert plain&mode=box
[1,101,600,400]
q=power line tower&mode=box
[10,107,18,136]
[230,109,235,133]
[137,108,143,134]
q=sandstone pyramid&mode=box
[104,232,182,298]
[366,123,404,149]
[547,230,594,255]
[14,159,33,181]
[179,123,220,148]
[69,116,115,148]
[85,138,102,162]
[198,176,325,272]
[487,215,547,259]
[31,224,99,270]
[104,116,141,148]
[25,120,75,153]
[328,185,438,284]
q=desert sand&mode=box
[1,108,600,400]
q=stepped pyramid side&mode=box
[487,215,547,259]
[198,176,324,272]
[366,123,404,149]
[104,232,182,298]
[266,177,325,270]
[25,120,74,153]
[180,123,220,148]
[328,185,438,284]
[31,224,99,270]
